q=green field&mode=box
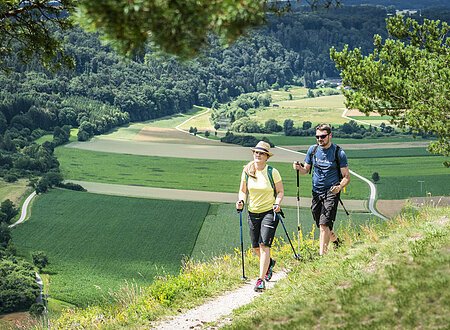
[296,147,437,159]
[351,156,449,199]
[349,115,393,120]
[55,147,370,200]
[249,94,347,127]
[11,189,210,306]
[342,148,438,159]
[270,86,308,102]
[192,203,377,260]
[254,134,430,146]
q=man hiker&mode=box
[293,123,350,256]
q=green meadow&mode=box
[249,94,347,127]
[11,189,210,306]
[254,134,429,146]
[349,115,393,120]
[350,156,449,199]
[342,147,437,159]
[55,147,370,199]
[269,86,308,102]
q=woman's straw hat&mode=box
[250,141,273,157]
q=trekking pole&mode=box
[238,209,247,280]
[275,211,301,260]
[296,162,301,256]
[338,197,350,216]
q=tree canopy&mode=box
[0,0,340,70]
[331,15,450,159]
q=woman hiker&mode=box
[236,141,284,292]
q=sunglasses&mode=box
[315,134,329,139]
[253,151,267,156]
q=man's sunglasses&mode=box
[315,134,329,139]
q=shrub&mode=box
[4,173,18,183]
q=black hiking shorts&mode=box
[248,209,279,248]
[311,191,339,229]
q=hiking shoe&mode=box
[264,258,276,282]
[254,278,265,292]
[333,237,343,248]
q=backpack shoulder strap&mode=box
[267,166,277,197]
[309,145,319,175]
[335,144,343,181]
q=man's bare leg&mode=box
[319,224,331,255]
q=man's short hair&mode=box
[315,123,332,134]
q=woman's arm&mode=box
[236,178,247,210]
[273,180,284,212]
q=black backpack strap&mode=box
[335,144,343,181]
[309,145,318,175]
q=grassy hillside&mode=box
[11,190,210,306]
[47,205,449,329]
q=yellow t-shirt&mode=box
[241,165,282,213]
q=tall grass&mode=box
[224,205,450,329]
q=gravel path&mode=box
[152,270,287,330]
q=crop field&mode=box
[277,94,344,109]
[270,86,308,102]
[101,107,205,141]
[342,148,437,159]
[191,203,377,260]
[349,115,393,120]
[249,95,347,127]
[11,189,210,306]
[255,134,427,146]
[177,107,215,131]
[55,147,370,200]
[350,156,449,199]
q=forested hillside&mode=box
[1,5,449,186]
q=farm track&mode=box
[68,180,368,212]
[66,137,303,163]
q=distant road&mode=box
[9,191,36,228]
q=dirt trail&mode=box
[152,271,287,330]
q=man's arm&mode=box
[293,162,311,175]
[330,166,350,194]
